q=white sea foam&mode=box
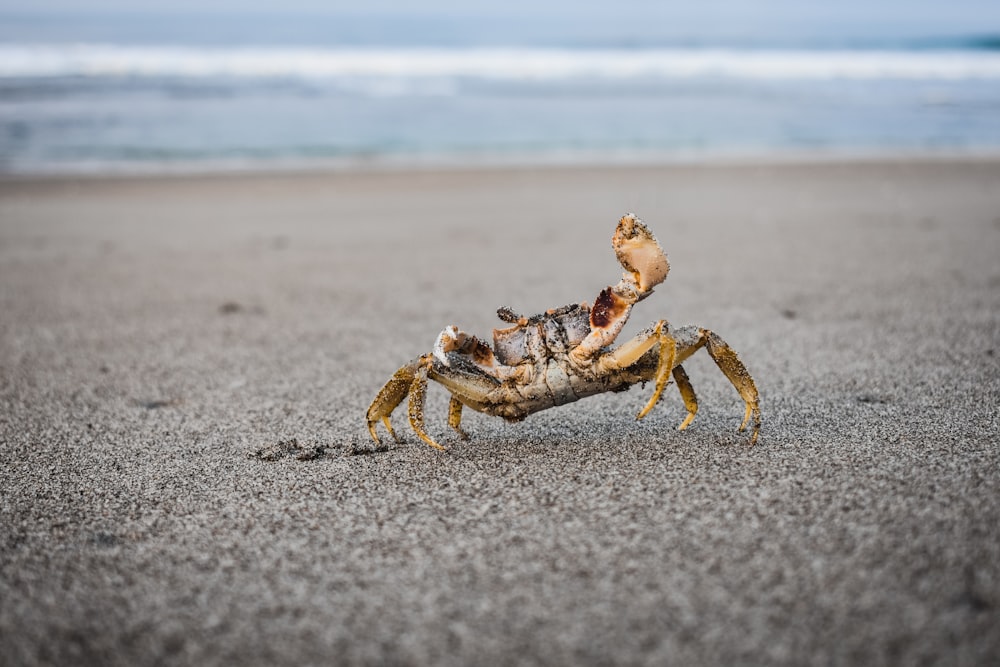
[3,44,1000,81]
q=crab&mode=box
[366,214,760,450]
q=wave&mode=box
[3,44,1000,81]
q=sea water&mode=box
[2,10,1000,173]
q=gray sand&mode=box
[1,159,998,665]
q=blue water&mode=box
[2,10,1000,173]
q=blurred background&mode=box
[2,0,1000,173]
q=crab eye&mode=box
[497,306,520,323]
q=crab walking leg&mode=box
[447,397,470,440]
[366,359,422,444]
[672,365,699,431]
[595,320,676,419]
[704,331,761,442]
[407,362,447,451]
[672,325,761,444]
[636,325,677,420]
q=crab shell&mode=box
[492,303,593,366]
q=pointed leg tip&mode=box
[416,431,448,451]
[636,396,663,421]
[738,403,758,433]
[379,416,399,440]
[678,413,696,431]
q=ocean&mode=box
[2,10,1000,174]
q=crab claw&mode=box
[613,213,669,294]
[433,325,463,365]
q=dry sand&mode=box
[1,159,998,665]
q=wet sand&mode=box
[1,159,998,665]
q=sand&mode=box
[1,158,998,666]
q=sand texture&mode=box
[2,159,999,665]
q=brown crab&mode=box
[366,214,761,450]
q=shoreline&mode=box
[5,146,1000,182]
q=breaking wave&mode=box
[3,44,1000,81]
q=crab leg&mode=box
[637,326,677,419]
[366,358,423,444]
[447,397,470,440]
[672,365,699,431]
[597,320,677,419]
[671,325,761,444]
[406,362,447,451]
[703,331,761,442]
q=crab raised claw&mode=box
[366,213,760,450]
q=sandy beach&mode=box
[1,158,998,665]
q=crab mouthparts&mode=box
[613,214,669,293]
